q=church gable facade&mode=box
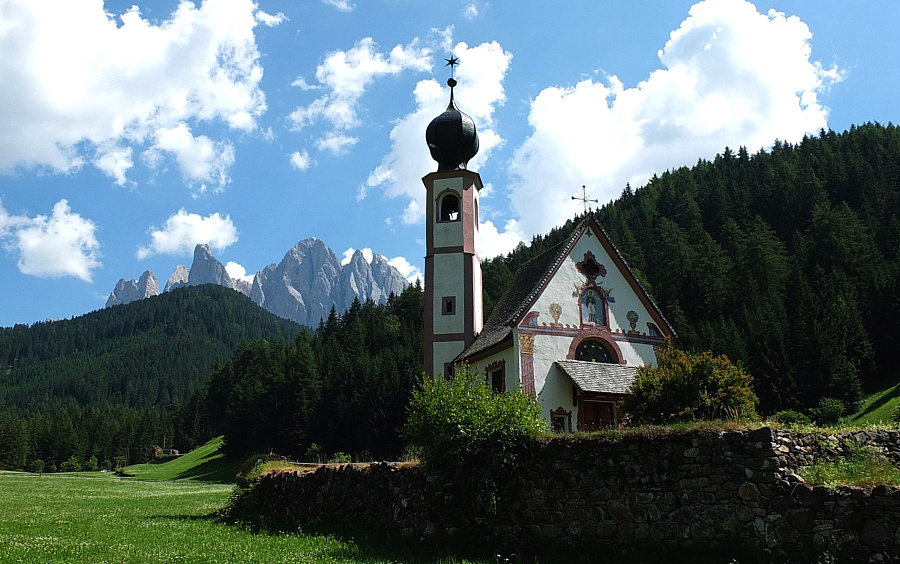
[456,217,674,431]
[421,67,673,431]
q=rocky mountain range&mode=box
[106,238,410,327]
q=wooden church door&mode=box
[578,401,615,431]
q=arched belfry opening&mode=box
[439,192,460,222]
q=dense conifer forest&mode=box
[0,282,425,468]
[484,122,900,416]
[0,285,302,469]
[0,123,897,469]
[180,284,424,460]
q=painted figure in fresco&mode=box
[585,289,597,323]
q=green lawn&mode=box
[0,471,478,563]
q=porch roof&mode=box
[554,360,639,395]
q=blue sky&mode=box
[0,0,897,327]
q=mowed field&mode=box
[0,471,472,564]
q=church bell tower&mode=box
[423,63,483,378]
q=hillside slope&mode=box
[0,284,301,411]
[125,437,241,483]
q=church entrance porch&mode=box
[554,359,637,430]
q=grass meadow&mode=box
[0,470,765,564]
[0,471,477,564]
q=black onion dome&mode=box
[426,79,479,172]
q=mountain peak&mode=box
[187,243,233,289]
[106,270,160,307]
[106,239,410,326]
[165,265,190,293]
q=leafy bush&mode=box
[623,347,758,425]
[305,443,324,462]
[404,366,545,511]
[329,452,351,464]
[772,410,813,426]
[810,398,846,426]
[59,455,82,472]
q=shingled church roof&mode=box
[457,238,569,360]
[555,360,638,395]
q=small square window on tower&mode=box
[442,296,456,315]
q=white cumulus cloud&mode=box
[225,261,254,283]
[145,123,235,191]
[507,0,842,238]
[137,209,239,259]
[0,0,275,188]
[316,133,358,156]
[93,145,134,187]
[477,219,523,260]
[0,199,101,281]
[255,9,286,27]
[289,150,313,171]
[366,40,512,225]
[322,0,355,12]
[387,256,422,284]
[291,76,321,91]
[289,37,432,149]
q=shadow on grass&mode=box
[214,508,785,564]
[172,455,243,483]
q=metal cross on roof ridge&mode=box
[571,185,598,214]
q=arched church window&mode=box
[439,193,460,222]
[574,339,613,363]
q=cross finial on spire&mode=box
[571,185,599,214]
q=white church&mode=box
[422,71,674,431]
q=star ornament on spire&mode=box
[445,56,460,80]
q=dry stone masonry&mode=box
[247,427,900,560]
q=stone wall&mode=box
[247,427,900,559]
